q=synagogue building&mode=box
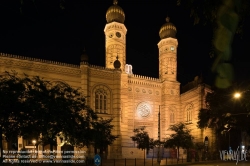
[0,0,215,159]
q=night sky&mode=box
[0,0,250,87]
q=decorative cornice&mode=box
[80,61,122,72]
[157,38,178,48]
[0,52,79,68]
[104,22,127,34]
[1,53,123,76]
[89,69,120,79]
[131,74,160,81]
[0,52,80,76]
[128,74,161,87]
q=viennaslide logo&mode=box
[219,146,248,165]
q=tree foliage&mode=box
[22,74,98,151]
[0,71,119,162]
[164,123,194,160]
[197,87,250,135]
[0,71,28,139]
[0,71,100,153]
[0,71,29,164]
[131,126,151,154]
[178,0,250,88]
[177,0,250,32]
[90,118,118,154]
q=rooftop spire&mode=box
[166,17,170,22]
[113,0,118,5]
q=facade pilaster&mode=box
[80,62,89,105]
[108,69,122,159]
[120,73,129,147]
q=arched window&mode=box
[185,103,193,123]
[170,112,175,123]
[93,85,111,114]
[169,107,175,123]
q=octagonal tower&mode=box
[104,0,127,71]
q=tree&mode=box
[0,71,122,163]
[0,71,29,166]
[164,123,194,161]
[131,126,152,164]
[197,86,250,149]
[198,87,250,131]
[62,106,98,148]
[194,142,206,161]
[90,118,118,158]
[18,74,98,153]
[0,71,98,162]
[177,0,250,32]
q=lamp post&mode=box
[32,140,36,156]
[157,105,161,165]
[157,105,166,165]
[232,91,250,150]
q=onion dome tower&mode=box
[106,0,125,24]
[157,17,178,81]
[104,0,127,71]
[159,17,177,39]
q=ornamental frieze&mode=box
[1,59,80,76]
[132,94,160,101]
[162,95,180,101]
[162,89,179,95]
[89,69,115,78]
[162,84,179,89]
[134,122,153,126]
[121,82,128,88]
[106,24,123,30]
[130,87,157,95]
[158,40,178,48]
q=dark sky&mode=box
[0,0,250,86]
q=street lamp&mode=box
[234,92,241,99]
[157,105,161,165]
[232,91,250,150]
[157,105,167,165]
[32,140,36,154]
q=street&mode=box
[169,160,249,166]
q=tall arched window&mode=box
[185,103,193,123]
[93,85,110,114]
[169,107,175,124]
[170,112,175,123]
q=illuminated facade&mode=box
[0,0,215,159]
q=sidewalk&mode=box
[154,159,219,166]
[99,158,221,166]
[164,160,222,166]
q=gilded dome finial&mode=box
[113,0,118,5]
[159,16,177,39]
[166,17,170,22]
[106,0,125,23]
